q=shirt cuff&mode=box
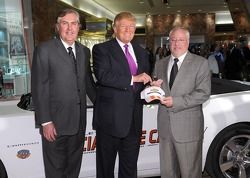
[42,121,52,126]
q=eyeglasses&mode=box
[170,39,186,43]
[119,25,136,30]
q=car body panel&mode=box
[202,90,250,170]
[1,87,250,177]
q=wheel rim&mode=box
[219,134,250,178]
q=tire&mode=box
[205,123,250,178]
[0,159,7,178]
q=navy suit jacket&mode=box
[92,38,150,137]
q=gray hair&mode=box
[56,9,80,24]
[169,26,190,40]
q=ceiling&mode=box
[92,0,229,16]
[60,0,249,26]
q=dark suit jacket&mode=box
[92,38,150,138]
[31,37,95,136]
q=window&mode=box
[0,0,32,100]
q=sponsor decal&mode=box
[17,149,31,159]
[140,129,159,145]
[7,141,40,148]
[83,129,159,154]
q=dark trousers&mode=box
[41,131,84,178]
[96,122,141,178]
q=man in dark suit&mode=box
[152,26,211,178]
[92,12,152,178]
[31,9,95,178]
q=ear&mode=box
[55,23,59,33]
[113,26,117,34]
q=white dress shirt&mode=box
[167,52,187,83]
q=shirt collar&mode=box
[171,51,187,63]
[60,38,75,51]
[116,38,132,50]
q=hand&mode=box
[151,79,163,87]
[133,73,152,85]
[160,96,173,108]
[42,122,57,142]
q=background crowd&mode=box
[151,40,250,81]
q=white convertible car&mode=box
[0,78,250,178]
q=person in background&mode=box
[92,11,152,178]
[225,42,245,80]
[162,44,171,57]
[207,44,220,78]
[155,46,164,61]
[145,46,155,75]
[31,9,96,178]
[152,26,211,178]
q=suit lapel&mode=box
[111,39,131,75]
[161,57,171,92]
[75,42,81,76]
[170,52,192,93]
[54,38,73,64]
[131,43,141,74]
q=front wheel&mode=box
[205,123,250,178]
[0,159,7,178]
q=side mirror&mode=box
[17,93,34,111]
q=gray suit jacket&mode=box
[31,37,96,136]
[154,51,211,142]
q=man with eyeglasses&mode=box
[92,11,152,178]
[31,9,96,178]
[152,26,211,178]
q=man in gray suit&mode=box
[152,26,211,178]
[31,9,95,178]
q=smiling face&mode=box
[169,28,190,58]
[113,12,136,44]
[56,12,80,46]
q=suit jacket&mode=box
[31,37,96,136]
[92,38,150,138]
[154,51,211,142]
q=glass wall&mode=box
[0,0,32,99]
